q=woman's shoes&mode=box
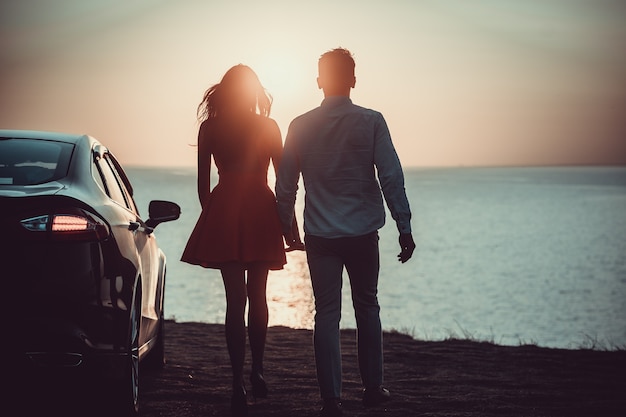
[249,370,268,399]
[362,385,391,407]
[229,371,266,416]
[231,385,248,417]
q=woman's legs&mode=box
[221,264,270,382]
[221,265,248,390]
[246,265,269,375]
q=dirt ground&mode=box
[139,321,625,417]
[11,320,626,417]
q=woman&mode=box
[181,65,302,416]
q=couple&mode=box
[181,47,415,417]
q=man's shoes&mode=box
[320,397,343,417]
[362,386,391,407]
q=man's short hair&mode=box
[318,48,355,84]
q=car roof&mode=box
[0,130,113,201]
[0,129,91,145]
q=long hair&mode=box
[197,64,272,122]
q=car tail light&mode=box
[52,215,90,232]
[20,211,110,241]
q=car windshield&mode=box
[0,138,74,185]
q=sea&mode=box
[125,166,626,349]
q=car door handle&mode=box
[129,221,154,235]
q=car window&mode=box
[105,153,138,215]
[95,154,129,209]
[92,158,107,193]
[0,138,73,185]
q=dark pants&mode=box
[305,232,383,399]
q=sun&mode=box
[256,59,306,97]
[250,51,317,109]
[246,49,321,136]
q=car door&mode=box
[94,151,159,345]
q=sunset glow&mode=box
[1,0,625,167]
[267,252,314,329]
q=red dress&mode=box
[181,114,286,270]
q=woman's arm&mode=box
[197,121,212,209]
[267,118,283,178]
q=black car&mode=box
[0,130,180,415]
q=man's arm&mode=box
[373,114,415,262]
[275,124,302,246]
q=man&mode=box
[275,48,415,417]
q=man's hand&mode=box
[284,232,305,252]
[284,217,305,252]
[285,240,305,252]
[397,233,415,263]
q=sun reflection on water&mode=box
[267,251,314,329]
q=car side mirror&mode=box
[145,200,181,228]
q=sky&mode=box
[1,0,625,167]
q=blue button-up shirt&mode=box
[276,96,412,239]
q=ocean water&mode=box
[126,166,626,349]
